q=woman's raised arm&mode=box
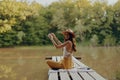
[51,33,62,45]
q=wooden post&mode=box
[45,56,81,60]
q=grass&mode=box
[0,46,120,80]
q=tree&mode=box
[112,0,120,45]
[0,0,41,33]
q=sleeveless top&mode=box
[62,47,73,69]
[63,47,73,58]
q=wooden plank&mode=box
[48,56,106,80]
[69,71,83,80]
[72,56,89,68]
[71,56,79,68]
[79,72,95,80]
[48,70,58,80]
[52,56,57,61]
[49,72,58,80]
[73,61,80,68]
[88,71,106,80]
[48,56,58,80]
[56,56,71,80]
[59,69,71,80]
[56,56,61,62]
[45,56,81,60]
[72,56,87,67]
[45,56,52,60]
[77,69,94,72]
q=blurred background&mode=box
[0,0,120,80]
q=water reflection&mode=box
[0,65,17,80]
[77,47,120,80]
[18,56,25,66]
[0,47,119,80]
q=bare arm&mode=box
[48,33,72,49]
[48,33,58,48]
[51,33,62,45]
[51,38,72,49]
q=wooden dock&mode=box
[47,56,106,80]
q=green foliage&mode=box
[19,10,50,45]
[0,30,21,47]
[103,35,116,46]
[0,0,41,33]
[0,0,120,47]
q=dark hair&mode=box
[65,33,76,52]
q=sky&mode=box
[28,0,118,6]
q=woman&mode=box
[46,29,76,69]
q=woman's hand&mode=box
[48,33,51,39]
[48,33,53,40]
[51,33,56,38]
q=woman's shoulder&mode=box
[65,40,72,45]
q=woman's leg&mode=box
[62,57,73,69]
[46,60,64,69]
